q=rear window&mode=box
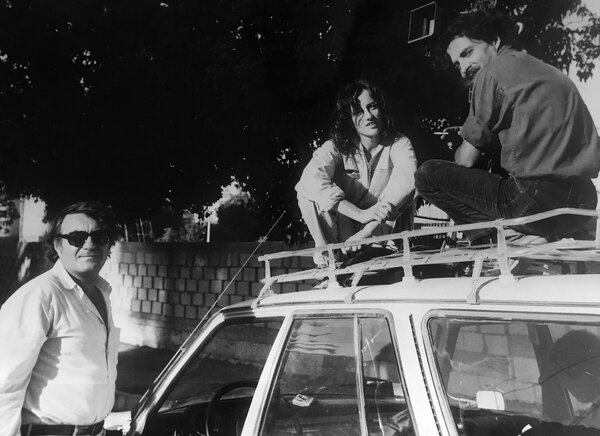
[427,315,600,435]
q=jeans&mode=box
[415,160,598,242]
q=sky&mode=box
[572,0,600,127]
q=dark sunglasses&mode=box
[56,230,111,248]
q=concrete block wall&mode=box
[448,322,542,410]
[0,240,315,350]
[105,241,315,349]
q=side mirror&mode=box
[476,390,505,411]
[104,411,132,434]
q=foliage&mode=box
[154,181,265,242]
[206,181,264,242]
[0,182,19,236]
[155,210,204,243]
[0,0,597,241]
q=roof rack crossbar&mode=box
[467,255,485,305]
[261,243,599,285]
[257,208,599,293]
[259,208,598,263]
[402,235,416,283]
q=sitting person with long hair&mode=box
[296,80,417,265]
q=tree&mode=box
[0,0,597,241]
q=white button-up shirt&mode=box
[295,137,417,213]
[0,261,119,436]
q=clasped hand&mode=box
[343,201,393,254]
[361,201,393,224]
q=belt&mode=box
[21,421,104,435]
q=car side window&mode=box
[144,317,283,436]
[427,316,600,436]
[261,315,414,436]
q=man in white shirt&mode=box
[0,201,120,436]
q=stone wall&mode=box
[0,240,314,350]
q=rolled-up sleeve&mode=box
[460,69,503,150]
[295,141,346,212]
[0,287,50,436]
[380,136,417,209]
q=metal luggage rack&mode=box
[256,208,600,304]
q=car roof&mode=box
[222,273,600,311]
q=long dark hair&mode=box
[330,80,395,155]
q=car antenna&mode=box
[195,210,286,328]
[140,212,287,408]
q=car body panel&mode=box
[122,271,600,435]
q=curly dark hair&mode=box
[45,201,119,262]
[549,329,600,377]
[442,10,523,51]
[330,80,395,155]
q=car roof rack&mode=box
[255,208,600,305]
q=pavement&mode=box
[113,343,176,412]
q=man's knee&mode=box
[415,159,452,193]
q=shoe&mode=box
[447,261,473,277]
[505,232,549,246]
[313,252,329,269]
[468,233,497,247]
[314,278,329,289]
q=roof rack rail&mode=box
[255,208,600,305]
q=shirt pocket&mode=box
[371,158,393,194]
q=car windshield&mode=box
[428,316,600,436]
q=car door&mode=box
[134,314,286,436]
[258,311,417,436]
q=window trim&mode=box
[421,309,600,436]
[354,315,370,436]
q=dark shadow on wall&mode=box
[0,240,51,306]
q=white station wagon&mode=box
[114,208,600,436]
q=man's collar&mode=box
[51,260,111,294]
[498,45,516,55]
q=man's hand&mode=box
[435,126,462,151]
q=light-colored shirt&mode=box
[461,46,600,179]
[0,261,119,436]
[295,136,417,214]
